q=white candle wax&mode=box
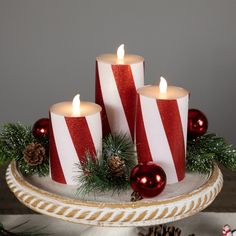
[96,54,144,65]
[50,101,102,117]
[137,85,189,100]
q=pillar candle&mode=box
[135,78,189,184]
[96,44,144,141]
[49,95,102,185]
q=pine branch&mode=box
[0,123,34,164]
[187,133,236,173]
[17,159,49,177]
[201,134,236,171]
[186,149,215,173]
[103,133,136,168]
[0,123,49,176]
[76,134,136,195]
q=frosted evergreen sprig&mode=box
[76,133,136,195]
[187,133,236,173]
[0,123,49,176]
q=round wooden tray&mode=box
[6,161,223,235]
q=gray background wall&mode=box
[0,0,235,145]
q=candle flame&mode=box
[159,76,168,93]
[117,44,125,60]
[72,94,80,115]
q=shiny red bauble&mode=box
[130,162,166,198]
[32,118,50,138]
[188,109,208,138]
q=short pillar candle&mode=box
[96,44,144,141]
[49,95,102,185]
[135,78,189,184]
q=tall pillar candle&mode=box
[135,78,189,184]
[96,44,144,141]
[49,95,102,185]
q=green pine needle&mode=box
[103,133,137,169]
[76,134,136,195]
[187,133,236,173]
[0,123,33,163]
[0,123,49,176]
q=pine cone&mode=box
[23,143,45,166]
[138,225,195,236]
[107,155,125,177]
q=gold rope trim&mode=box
[99,212,113,221]
[111,211,125,222]
[166,207,178,218]
[134,210,148,222]
[156,208,168,219]
[146,209,159,220]
[5,162,223,224]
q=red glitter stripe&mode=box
[95,61,111,137]
[157,100,185,181]
[49,113,66,184]
[135,96,153,163]
[111,65,137,140]
[65,117,96,164]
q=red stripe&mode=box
[157,100,185,181]
[65,117,96,164]
[112,65,137,140]
[95,61,111,137]
[49,113,66,184]
[135,95,153,163]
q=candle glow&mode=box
[159,77,168,93]
[117,44,125,60]
[72,94,81,115]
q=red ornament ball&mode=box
[130,162,166,198]
[188,109,208,138]
[32,118,50,138]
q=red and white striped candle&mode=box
[96,44,144,141]
[135,77,189,184]
[49,95,102,185]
